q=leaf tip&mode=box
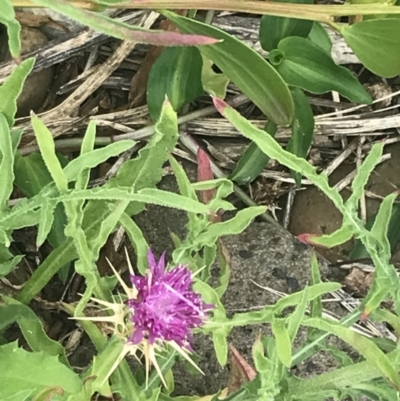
[212,96,228,114]
[297,233,330,248]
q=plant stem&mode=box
[12,0,400,20]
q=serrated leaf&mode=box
[162,10,294,126]
[271,36,372,104]
[299,224,353,248]
[61,187,210,214]
[82,336,124,397]
[76,120,97,195]
[212,97,347,216]
[147,47,204,121]
[308,22,332,54]
[309,253,323,319]
[369,192,397,262]
[0,342,82,398]
[14,152,68,252]
[287,88,314,186]
[272,318,292,367]
[287,286,308,342]
[17,100,179,305]
[64,139,135,182]
[194,280,228,365]
[31,113,68,193]
[274,282,341,314]
[351,203,400,260]
[259,0,313,52]
[341,19,400,78]
[37,200,56,248]
[304,317,400,390]
[346,142,384,213]
[31,0,218,47]
[193,206,266,247]
[169,155,199,229]
[0,58,35,128]
[0,0,21,59]
[119,213,148,275]
[0,113,15,210]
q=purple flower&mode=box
[126,249,214,349]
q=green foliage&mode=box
[147,47,204,121]
[0,296,69,366]
[0,0,21,59]
[229,121,277,185]
[270,36,372,104]
[31,0,218,47]
[287,87,315,185]
[308,22,333,53]
[0,58,35,128]
[14,152,68,248]
[0,342,83,399]
[3,3,400,401]
[162,10,295,126]
[341,19,400,78]
[260,0,314,52]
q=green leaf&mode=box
[303,223,354,248]
[286,88,314,186]
[193,206,267,247]
[230,121,277,185]
[119,213,149,275]
[17,99,179,305]
[58,187,211,214]
[31,0,218,47]
[308,22,332,54]
[31,113,68,193]
[259,0,313,52]
[271,36,372,104]
[64,140,135,182]
[303,317,400,389]
[194,280,229,365]
[162,10,294,126]
[340,19,400,78]
[213,97,347,216]
[0,114,15,210]
[274,282,341,314]
[37,200,56,248]
[287,286,308,342]
[351,203,400,260]
[272,318,292,367]
[14,152,68,275]
[309,253,323,319]
[82,336,125,397]
[168,154,199,229]
[201,54,230,98]
[0,254,23,279]
[0,58,35,128]
[0,1,21,59]
[346,142,384,213]
[0,342,82,399]
[369,192,397,262]
[147,47,204,121]
[0,297,69,366]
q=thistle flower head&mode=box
[127,249,214,349]
[73,248,214,388]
